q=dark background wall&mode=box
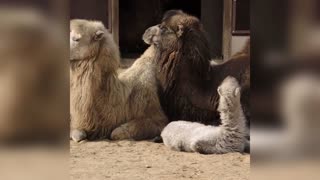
[201,0,223,58]
[68,0,224,58]
[119,0,206,58]
[70,0,109,29]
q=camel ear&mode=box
[217,86,222,96]
[234,87,241,97]
[177,24,184,37]
[94,30,104,41]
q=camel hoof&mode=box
[152,136,163,143]
[110,126,130,140]
[71,129,87,142]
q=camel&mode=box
[161,77,247,154]
[143,10,250,127]
[70,19,167,142]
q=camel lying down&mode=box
[161,77,247,154]
[70,19,168,142]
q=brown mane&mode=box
[155,11,250,125]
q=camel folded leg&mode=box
[70,129,87,142]
[110,118,167,141]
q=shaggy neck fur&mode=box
[216,94,246,153]
[155,24,250,126]
[219,98,245,130]
[155,27,218,123]
[70,40,123,138]
[157,28,211,88]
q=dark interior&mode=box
[68,0,223,59]
[119,0,201,58]
[233,0,250,32]
[70,0,109,29]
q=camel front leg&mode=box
[110,118,166,141]
[70,129,87,142]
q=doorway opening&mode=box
[119,0,201,59]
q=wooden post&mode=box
[223,0,232,60]
[109,0,119,45]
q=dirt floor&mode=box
[70,140,250,180]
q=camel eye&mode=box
[160,27,170,34]
[160,26,167,31]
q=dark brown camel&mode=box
[147,10,250,126]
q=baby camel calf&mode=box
[161,76,247,154]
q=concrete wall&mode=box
[231,36,249,55]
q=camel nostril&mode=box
[72,37,81,42]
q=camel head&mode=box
[70,19,106,62]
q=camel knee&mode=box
[111,121,162,141]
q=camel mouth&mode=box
[70,58,82,62]
[70,54,97,62]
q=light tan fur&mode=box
[70,19,168,141]
[0,8,68,143]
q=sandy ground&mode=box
[70,140,250,180]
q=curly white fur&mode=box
[161,76,247,154]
